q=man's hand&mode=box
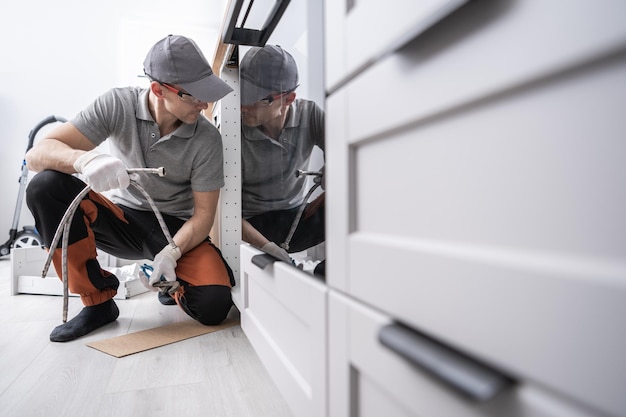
[149,244,182,287]
[73,150,130,192]
[262,242,293,264]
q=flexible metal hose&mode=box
[280,169,323,251]
[41,171,173,322]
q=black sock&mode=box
[49,298,119,342]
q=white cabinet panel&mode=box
[326,89,351,292]
[343,0,626,144]
[351,52,626,258]
[324,0,468,92]
[211,66,243,309]
[240,244,327,417]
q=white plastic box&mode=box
[10,246,149,300]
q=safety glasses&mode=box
[160,82,206,105]
[245,91,292,108]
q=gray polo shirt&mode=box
[71,87,224,219]
[241,98,324,218]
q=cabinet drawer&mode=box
[240,244,327,417]
[340,0,626,145]
[324,0,468,92]
[340,46,626,417]
[329,292,603,417]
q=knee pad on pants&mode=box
[176,284,232,325]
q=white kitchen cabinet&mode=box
[325,0,626,416]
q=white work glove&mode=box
[262,242,293,264]
[73,150,130,192]
[149,244,182,287]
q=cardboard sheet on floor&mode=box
[86,317,239,357]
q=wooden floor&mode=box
[0,257,293,417]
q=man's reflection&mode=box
[239,45,325,275]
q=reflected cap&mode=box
[240,45,299,105]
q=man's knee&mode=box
[26,171,87,245]
[177,285,232,325]
[27,171,61,202]
[26,170,80,204]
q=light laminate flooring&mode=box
[0,257,293,417]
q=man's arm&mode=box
[242,218,271,248]
[242,219,292,263]
[173,189,220,254]
[25,122,96,174]
[149,189,222,286]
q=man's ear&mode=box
[283,91,297,106]
[150,81,165,98]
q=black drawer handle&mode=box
[251,253,278,269]
[379,323,513,401]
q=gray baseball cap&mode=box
[143,35,233,103]
[240,45,299,105]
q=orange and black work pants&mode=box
[26,170,235,325]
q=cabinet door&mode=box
[240,245,327,417]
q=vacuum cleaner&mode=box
[0,115,67,257]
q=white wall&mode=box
[0,0,227,244]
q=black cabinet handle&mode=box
[379,323,513,401]
[251,253,278,269]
